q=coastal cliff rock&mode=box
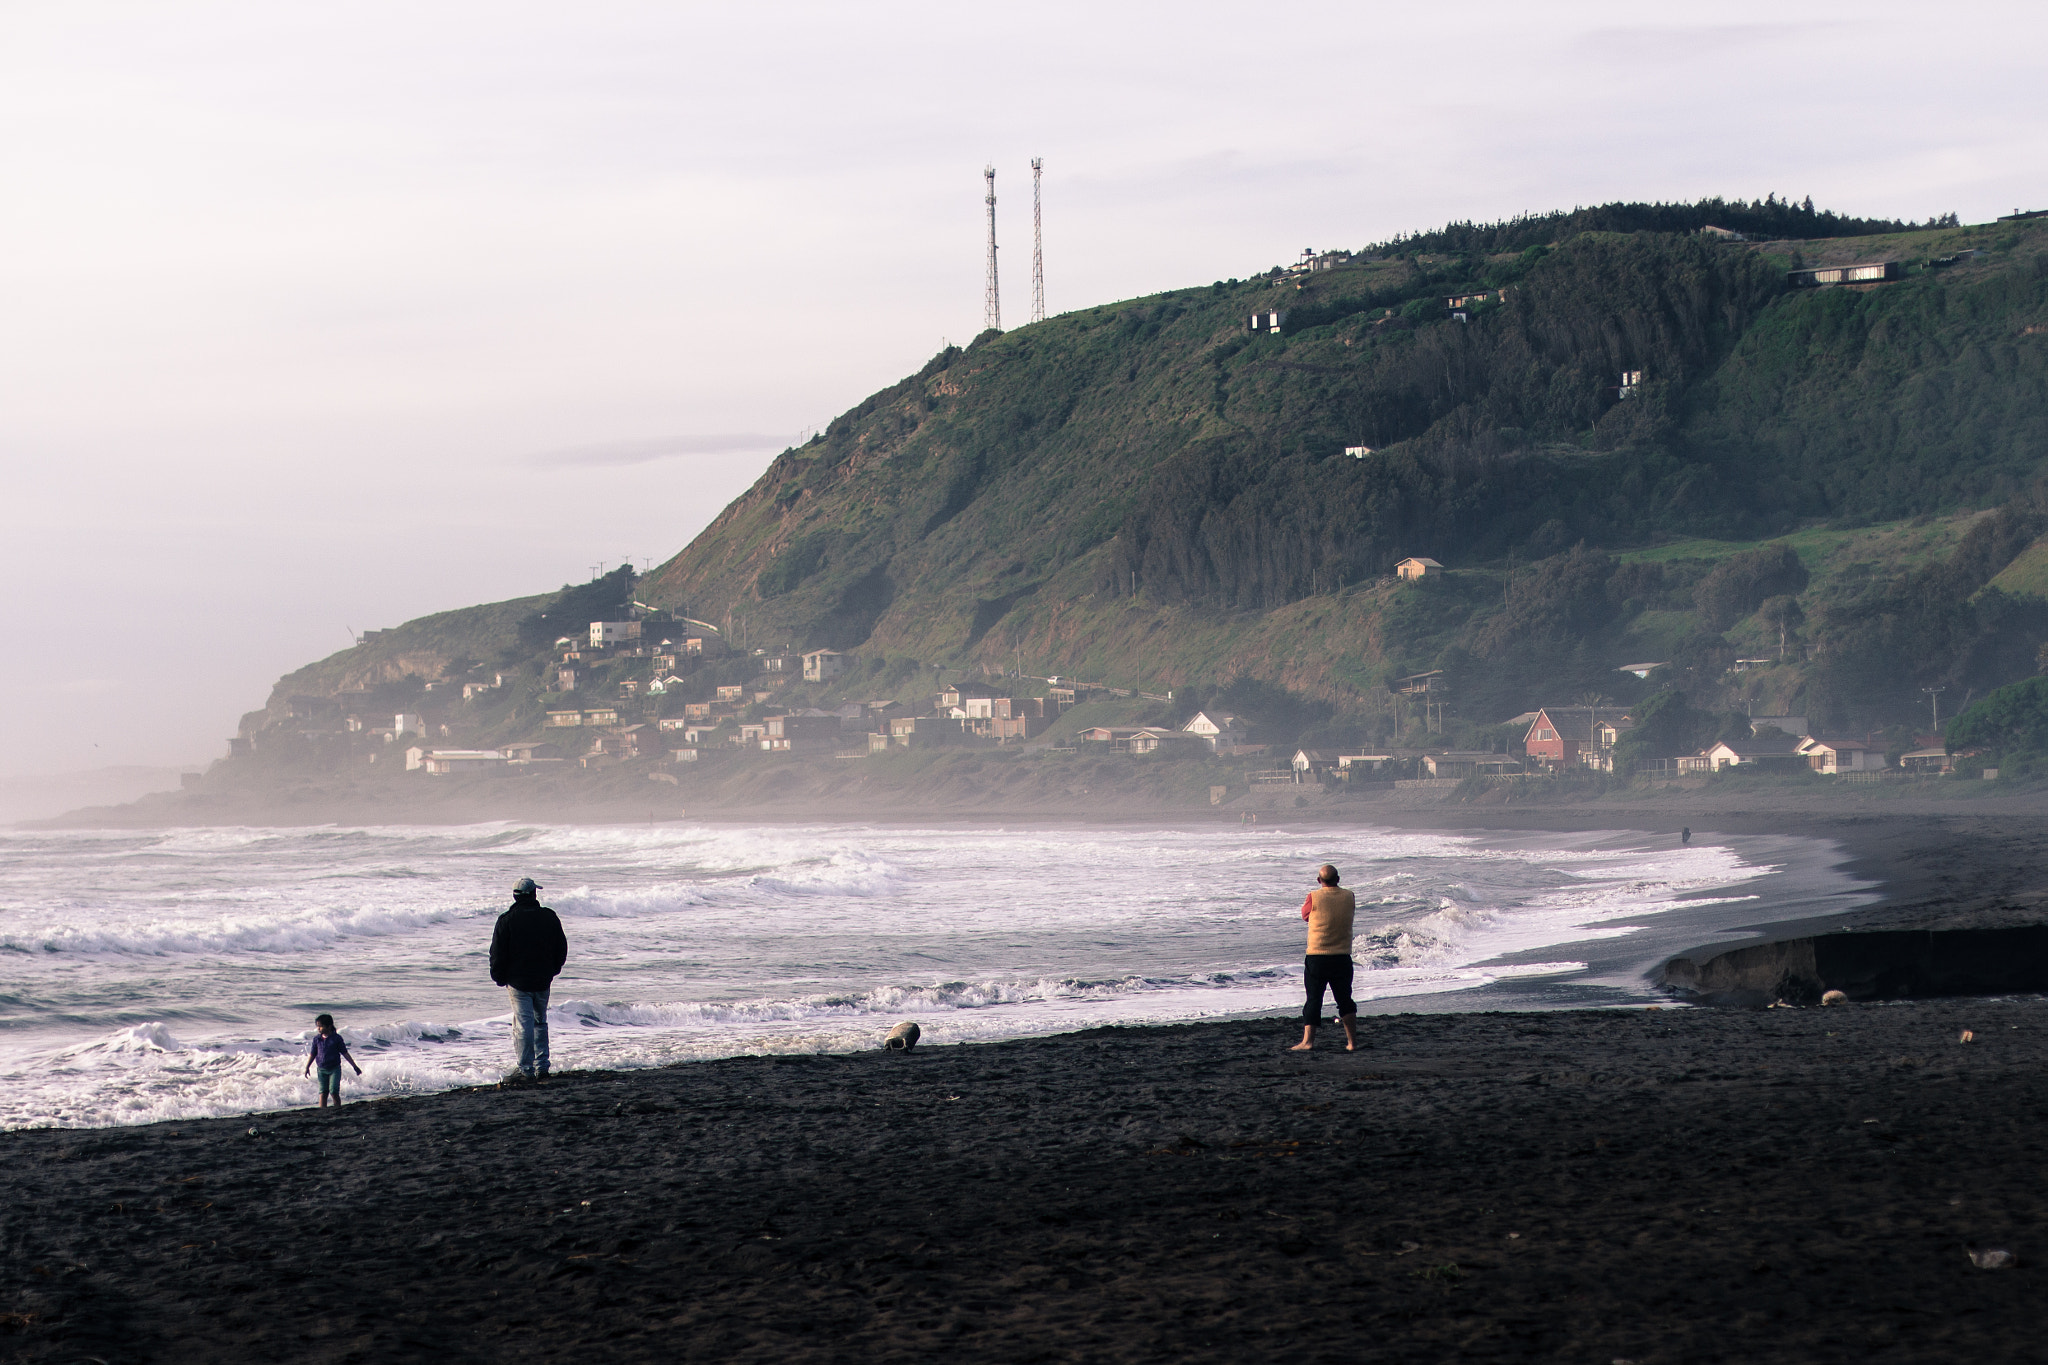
[1664,925,2048,1006]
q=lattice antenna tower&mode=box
[1030,157,1045,324]
[983,165,1001,332]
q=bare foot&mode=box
[1288,1041,1313,1051]
[1344,1042,1356,1051]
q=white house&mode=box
[1700,733,1806,771]
[1181,711,1247,752]
[1797,736,1887,773]
[803,648,846,682]
[394,712,424,737]
[1292,748,1336,779]
[589,620,642,648]
[1395,557,1443,582]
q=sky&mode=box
[0,0,2042,781]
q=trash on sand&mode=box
[246,1127,259,1136]
[1968,1247,2016,1269]
[1960,1030,1975,1044]
[885,1021,921,1052]
[1394,1241,1422,1255]
[1821,990,1847,1006]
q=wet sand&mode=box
[4,998,2042,1363]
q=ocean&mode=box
[0,820,1875,1129]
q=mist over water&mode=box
[0,820,1874,1129]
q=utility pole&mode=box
[1923,685,1946,733]
[1030,157,1045,324]
[983,165,1001,333]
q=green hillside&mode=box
[233,197,2048,766]
[638,204,2048,732]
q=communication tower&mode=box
[1030,157,1045,324]
[983,165,1001,333]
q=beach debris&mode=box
[1821,990,1848,1006]
[246,1126,260,1136]
[1767,999,1793,1009]
[1960,1029,1975,1044]
[1967,1247,2017,1270]
[1395,1240,1422,1255]
[884,1021,921,1052]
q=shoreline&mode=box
[4,1000,2041,1362]
[0,816,1989,1136]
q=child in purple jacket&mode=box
[303,1013,363,1108]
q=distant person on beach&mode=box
[303,1013,362,1108]
[490,877,568,1081]
[1291,864,1358,1052]
[1682,827,1692,845]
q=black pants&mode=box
[1302,954,1356,1024]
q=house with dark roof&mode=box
[1700,732,1807,771]
[1796,736,1886,773]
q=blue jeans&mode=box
[508,987,550,1077]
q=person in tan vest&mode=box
[1290,863,1358,1052]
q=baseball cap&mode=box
[513,877,542,894]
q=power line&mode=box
[983,165,1001,333]
[1030,157,1045,324]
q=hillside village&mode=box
[217,565,1994,807]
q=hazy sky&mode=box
[1,1,2041,779]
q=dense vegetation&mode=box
[1108,233,1788,606]
[1362,194,1954,259]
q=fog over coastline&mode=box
[1,0,2040,777]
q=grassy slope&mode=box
[267,593,550,703]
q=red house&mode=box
[1523,705,1633,768]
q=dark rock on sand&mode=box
[2,1000,2044,1363]
[1665,925,2048,1006]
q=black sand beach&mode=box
[5,997,2044,1364]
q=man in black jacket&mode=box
[489,877,568,1080]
